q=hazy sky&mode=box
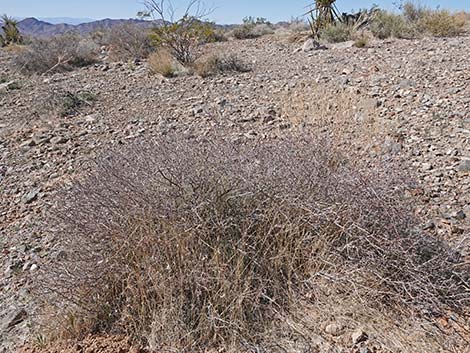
[1,0,468,24]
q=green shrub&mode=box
[321,23,353,43]
[150,17,215,64]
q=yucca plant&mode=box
[0,15,23,47]
[306,0,341,38]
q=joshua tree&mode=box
[0,15,23,47]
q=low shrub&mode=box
[285,17,310,33]
[250,23,275,37]
[211,29,229,42]
[39,135,470,351]
[14,34,99,74]
[354,36,368,48]
[231,24,255,39]
[41,89,97,117]
[193,53,251,77]
[232,18,274,39]
[321,23,353,43]
[370,11,416,39]
[420,10,465,37]
[232,23,274,39]
[104,24,153,61]
[149,17,216,64]
[402,1,430,22]
[148,49,179,77]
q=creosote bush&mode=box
[149,17,216,64]
[40,135,470,351]
[14,34,99,74]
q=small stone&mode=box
[0,81,20,92]
[422,221,435,230]
[351,329,368,345]
[29,264,38,272]
[302,38,316,52]
[451,210,466,220]
[50,136,68,145]
[422,163,433,171]
[325,323,343,336]
[20,139,36,148]
[2,308,27,330]
[456,159,470,174]
[21,188,40,204]
[302,38,326,52]
[85,114,98,123]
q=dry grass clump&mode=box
[103,24,153,62]
[353,36,368,48]
[420,10,466,37]
[369,3,466,39]
[38,135,470,351]
[14,34,99,74]
[193,53,251,77]
[148,49,180,77]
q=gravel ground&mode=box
[1,34,469,352]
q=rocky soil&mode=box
[1,34,469,352]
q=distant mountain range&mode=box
[36,17,97,25]
[11,17,157,37]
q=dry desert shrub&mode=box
[40,89,97,117]
[369,3,466,39]
[321,22,353,43]
[148,49,180,77]
[37,135,470,351]
[420,10,466,37]
[193,53,250,77]
[14,34,99,74]
[104,24,153,62]
[370,10,417,39]
[353,36,368,48]
[231,18,274,40]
